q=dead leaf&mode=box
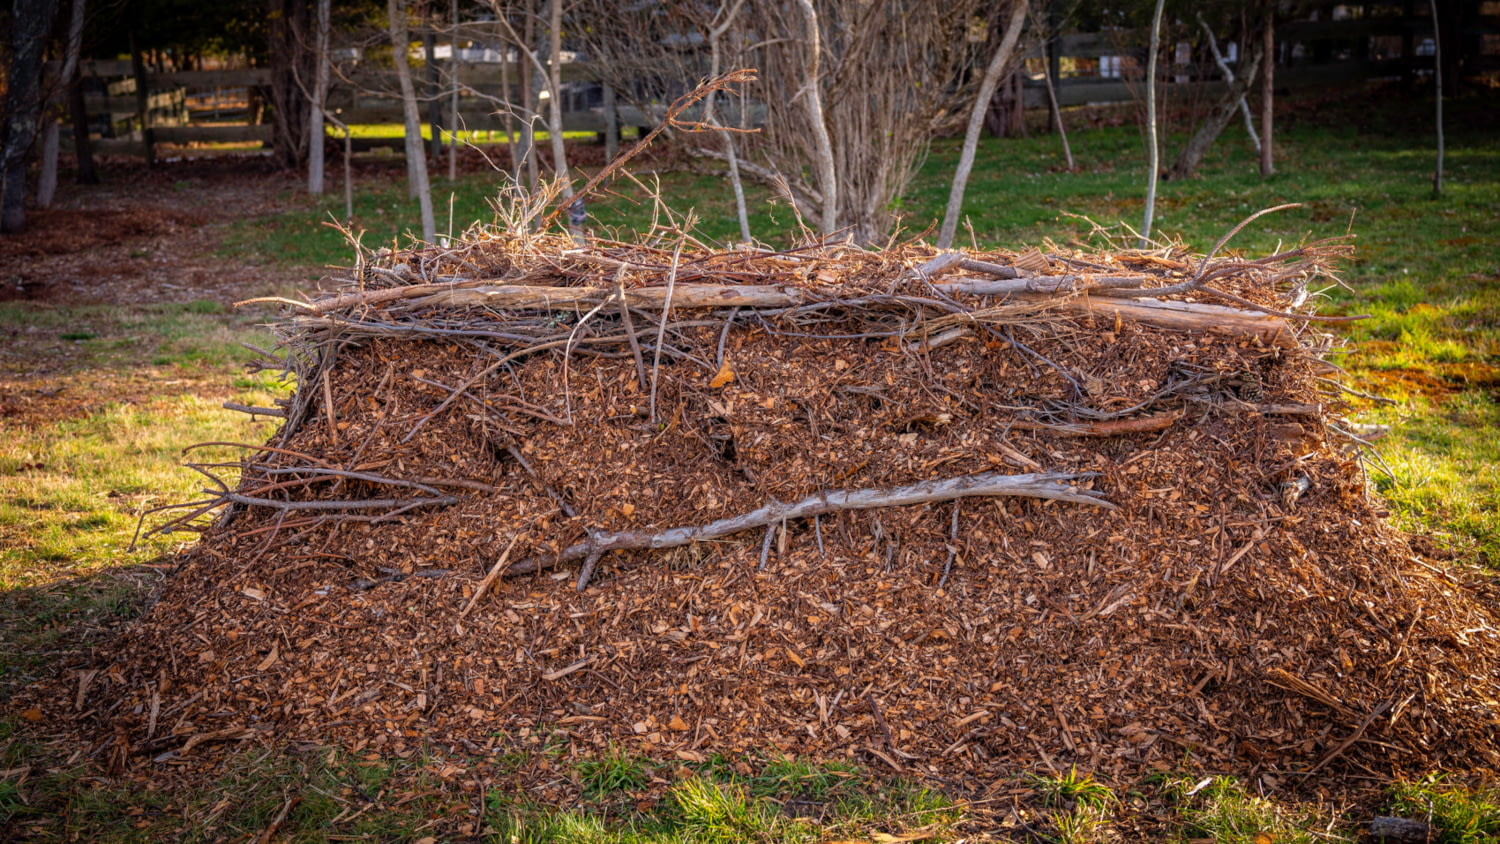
[709,361,735,388]
[668,715,689,731]
[19,708,42,722]
[241,587,265,602]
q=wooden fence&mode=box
[48,10,1467,163]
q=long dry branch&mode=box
[500,471,1114,586]
[298,279,1297,345]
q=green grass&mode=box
[0,387,284,696]
[0,300,282,374]
[577,748,652,798]
[1389,774,1500,844]
[334,123,602,143]
[1159,774,1354,844]
[1030,767,1117,843]
[0,301,290,697]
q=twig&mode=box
[222,401,287,418]
[574,547,606,592]
[539,68,758,229]
[505,443,576,518]
[461,535,522,617]
[938,501,960,589]
[505,470,1113,578]
[1302,699,1393,775]
[648,242,684,424]
[616,270,648,391]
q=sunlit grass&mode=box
[1365,390,1500,564]
[1159,774,1354,843]
[1389,774,1500,844]
[334,122,601,143]
[0,386,282,695]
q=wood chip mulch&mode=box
[17,232,1500,796]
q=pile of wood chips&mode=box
[25,228,1500,791]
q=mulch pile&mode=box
[23,224,1500,789]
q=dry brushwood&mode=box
[28,212,1500,802]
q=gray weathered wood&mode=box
[500,470,1114,582]
[1369,816,1432,843]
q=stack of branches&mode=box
[76,208,1500,783]
[150,204,1357,588]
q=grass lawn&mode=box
[2,84,1497,841]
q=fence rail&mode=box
[47,12,1462,162]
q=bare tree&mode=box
[447,0,460,181]
[938,1,1029,249]
[308,0,331,195]
[791,0,838,237]
[1,0,62,233]
[1039,36,1074,171]
[1429,0,1443,195]
[703,0,753,244]
[745,0,1017,243]
[1140,0,1166,247]
[544,0,573,200]
[389,0,437,241]
[1197,12,1259,156]
[1259,2,1274,178]
[268,0,315,170]
[1167,30,1262,180]
[39,0,88,208]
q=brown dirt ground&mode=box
[0,156,316,429]
[0,155,307,308]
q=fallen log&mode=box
[498,470,1115,589]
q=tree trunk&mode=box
[703,0,752,244]
[1197,12,1259,155]
[389,0,437,242]
[37,122,61,208]
[519,2,538,191]
[1260,6,1274,177]
[1167,45,1261,180]
[938,1,1028,249]
[602,82,619,164]
[39,0,87,208]
[1140,0,1166,247]
[1429,0,1443,195]
[130,33,156,168]
[499,28,518,184]
[425,29,443,159]
[545,0,573,200]
[268,0,313,170]
[1040,39,1074,171]
[308,0,331,194]
[2,0,62,233]
[447,0,459,181]
[69,70,98,185]
[793,0,838,237]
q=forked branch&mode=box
[499,470,1114,589]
